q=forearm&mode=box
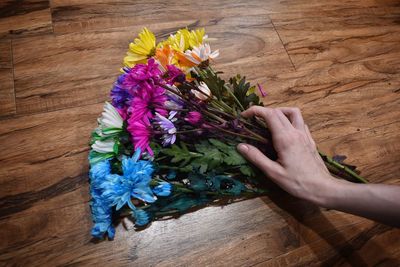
[317,179,400,227]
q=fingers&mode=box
[241,106,286,135]
[237,143,284,179]
[277,107,304,129]
[275,109,294,129]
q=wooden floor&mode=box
[1,0,400,266]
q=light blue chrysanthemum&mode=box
[89,160,115,238]
[152,181,172,196]
[133,209,150,226]
[88,149,173,238]
[100,149,156,210]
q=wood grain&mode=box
[270,7,400,71]
[12,15,292,115]
[0,0,399,266]
[50,0,268,34]
[0,0,53,38]
[0,40,11,68]
[0,68,15,116]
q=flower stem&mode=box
[318,151,368,183]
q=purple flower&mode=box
[154,111,177,146]
[165,65,185,84]
[123,58,162,89]
[165,91,185,110]
[110,74,132,117]
[185,111,202,126]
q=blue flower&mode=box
[89,160,114,239]
[152,181,172,196]
[133,209,150,226]
[166,170,177,180]
[100,149,156,210]
[110,73,132,109]
[88,149,158,238]
[90,195,115,239]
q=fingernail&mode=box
[237,143,248,152]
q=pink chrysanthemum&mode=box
[127,116,153,156]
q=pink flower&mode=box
[185,111,202,126]
[127,116,153,156]
[123,59,162,88]
[128,83,167,122]
[257,83,267,97]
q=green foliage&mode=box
[159,139,254,177]
[160,142,202,166]
[195,67,225,100]
[229,75,261,109]
[88,150,114,165]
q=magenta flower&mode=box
[128,83,168,122]
[127,116,153,156]
[165,65,185,85]
[123,59,162,88]
[257,83,267,97]
[185,111,202,126]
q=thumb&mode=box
[237,143,283,178]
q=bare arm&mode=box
[237,106,400,227]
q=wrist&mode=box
[306,175,349,208]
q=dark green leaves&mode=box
[229,75,261,109]
[159,139,253,176]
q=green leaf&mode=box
[102,127,123,135]
[161,143,201,166]
[240,165,255,177]
[209,139,246,165]
[89,150,114,165]
[229,75,261,109]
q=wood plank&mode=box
[50,0,400,34]
[260,63,400,143]
[256,224,400,266]
[270,7,400,71]
[263,0,400,13]
[50,0,268,34]
[0,40,11,68]
[0,0,53,38]
[0,68,15,116]
[0,103,100,202]
[12,15,292,115]
[0,190,382,266]
[0,120,398,266]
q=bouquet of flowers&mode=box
[88,28,367,239]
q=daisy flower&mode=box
[154,111,177,146]
[124,28,156,67]
[91,102,124,154]
[178,43,219,67]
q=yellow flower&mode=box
[188,28,206,48]
[123,28,156,67]
[167,29,190,52]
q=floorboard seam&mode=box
[268,14,296,72]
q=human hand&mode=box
[237,106,339,206]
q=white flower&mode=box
[192,82,212,101]
[99,102,123,130]
[92,139,115,153]
[183,43,219,65]
[91,102,123,154]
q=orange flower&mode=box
[155,44,174,69]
